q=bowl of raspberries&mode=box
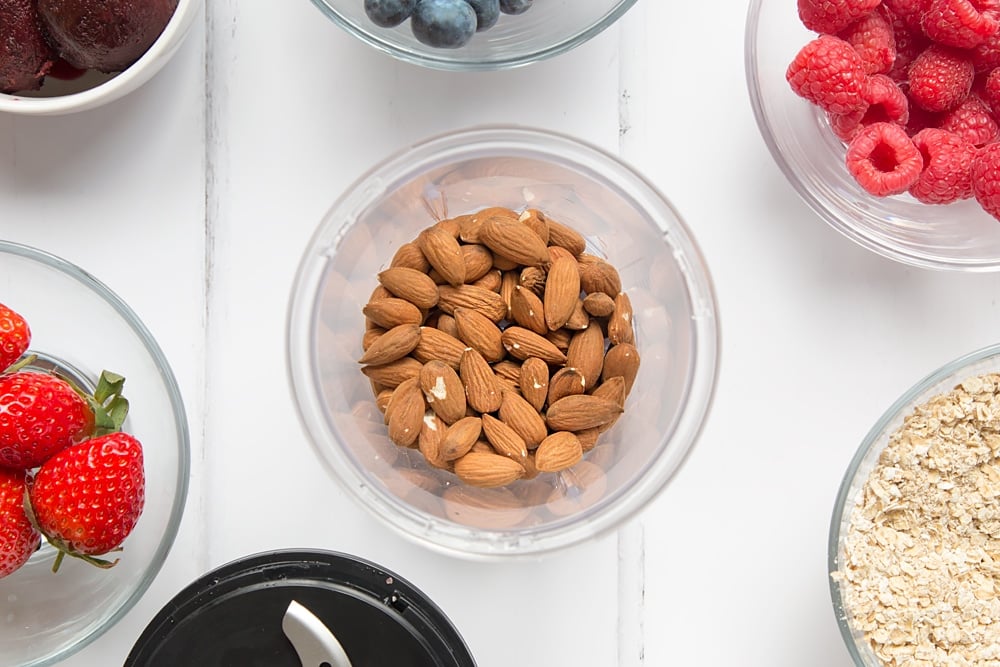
[310,0,638,70]
[748,0,1000,270]
[0,0,202,115]
[0,241,189,665]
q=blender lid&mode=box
[125,549,476,667]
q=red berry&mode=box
[0,372,94,470]
[0,303,29,373]
[846,122,924,195]
[972,142,1000,219]
[798,0,882,33]
[971,29,1000,70]
[0,468,38,579]
[29,432,144,565]
[839,9,898,74]
[885,7,931,81]
[787,35,869,114]
[921,0,1000,48]
[828,74,911,140]
[938,94,1000,143]
[979,66,1000,108]
[884,0,930,32]
[909,128,977,202]
[907,44,975,111]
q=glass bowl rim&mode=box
[286,123,721,559]
[0,240,191,666]
[308,0,639,72]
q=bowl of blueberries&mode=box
[310,0,639,70]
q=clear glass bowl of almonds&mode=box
[287,125,719,558]
[830,343,1000,665]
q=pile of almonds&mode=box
[360,206,640,489]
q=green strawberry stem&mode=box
[22,487,121,573]
[3,354,37,375]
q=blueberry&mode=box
[411,0,477,48]
[466,0,500,31]
[364,0,417,28]
[499,0,532,14]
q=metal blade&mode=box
[282,600,354,667]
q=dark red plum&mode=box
[0,0,56,93]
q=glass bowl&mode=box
[309,0,637,71]
[287,125,719,558]
[0,0,202,116]
[829,342,1000,665]
[0,241,190,666]
[746,0,1000,271]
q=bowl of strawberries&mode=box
[0,241,189,666]
[747,0,1000,270]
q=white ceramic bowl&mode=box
[0,0,202,116]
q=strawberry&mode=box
[0,369,129,470]
[0,468,39,578]
[0,303,30,372]
[28,432,144,571]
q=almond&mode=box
[492,254,519,271]
[369,285,395,302]
[534,431,583,473]
[437,284,507,323]
[579,260,622,298]
[607,292,635,345]
[386,379,425,447]
[471,269,502,293]
[390,242,430,273]
[461,244,494,283]
[361,356,422,388]
[362,298,424,329]
[564,299,590,330]
[566,320,604,390]
[545,394,623,432]
[518,208,550,244]
[378,267,439,310]
[499,389,548,448]
[591,375,626,433]
[519,266,546,295]
[358,323,421,366]
[460,206,518,245]
[547,245,576,265]
[509,285,547,335]
[481,414,528,465]
[469,440,494,454]
[436,313,460,339]
[454,307,505,363]
[574,427,600,453]
[460,348,503,414]
[419,359,467,424]
[545,328,573,352]
[544,256,581,331]
[375,388,394,414]
[547,367,587,406]
[440,416,483,461]
[499,270,518,320]
[602,342,640,395]
[383,377,419,425]
[362,327,385,352]
[546,218,587,256]
[582,292,615,317]
[453,451,525,488]
[412,326,466,369]
[418,411,450,469]
[519,357,549,412]
[501,326,567,364]
[479,216,550,267]
[492,360,522,391]
[434,217,462,238]
[417,226,466,287]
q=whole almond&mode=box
[375,388,394,414]
[481,414,528,465]
[412,326,466,369]
[479,216,550,267]
[369,285,394,303]
[566,321,604,390]
[547,367,587,406]
[499,271,519,320]
[591,375,626,433]
[519,266,546,295]
[580,261,622,298]
[461,245,494,283]
[418,411,450,469]
[544,256,581,331]
[362,327,385,352]
[607,292,635,345]
[390,242,430,273]
[454,451,525,488]
[574,427,600,453]
[545,328,573,352]
[386,379,426,447]
[462,206,518,245]
[492,360,522,391]
[363,298,424,329]
[602,342,640,395]
[361,356,423,388]
[383,377,420,425]
[499,389,548,448]
[564,300,590,330]
[434,217,462,238]
[492,254,519,271]
[582,292,616,317]
[438,285,507,323]
[546,219,587,256]
[535,431,583,473]
[471,269,502,293]
[378,267,439,310]
[545,394,623,432]
[501,326,567,364]
[510,285,547,335]
[519,357,549,412]
[460,348,504,414]
[436,313,460,339]
[358,323,421,366]
[419,359,467,424]
[454,307,505,363]
[440,416,483,461]
[418,226,466,287]
[547,245,576,265]
[518,208,550,244]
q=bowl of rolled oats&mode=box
[830,343,1000,666]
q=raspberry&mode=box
[980,66,1000,108]
[971,29,1000,70]
[884,0,929,32]
[907,44,975,111]
[839,9,897,74]
[938,94,1000,143]
[845,122,924,195]
[830,74,912,140]
[905,102,943,135]
[798,0,882,34]
[921,0,1000,48]
[971,142,1000,219]
[885,7,930,81]
[787,35,869,114]
[909,128,977,202]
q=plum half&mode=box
[0,0,56,94]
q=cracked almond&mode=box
[419,359,466,424]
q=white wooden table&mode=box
[5,2,1000,665]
